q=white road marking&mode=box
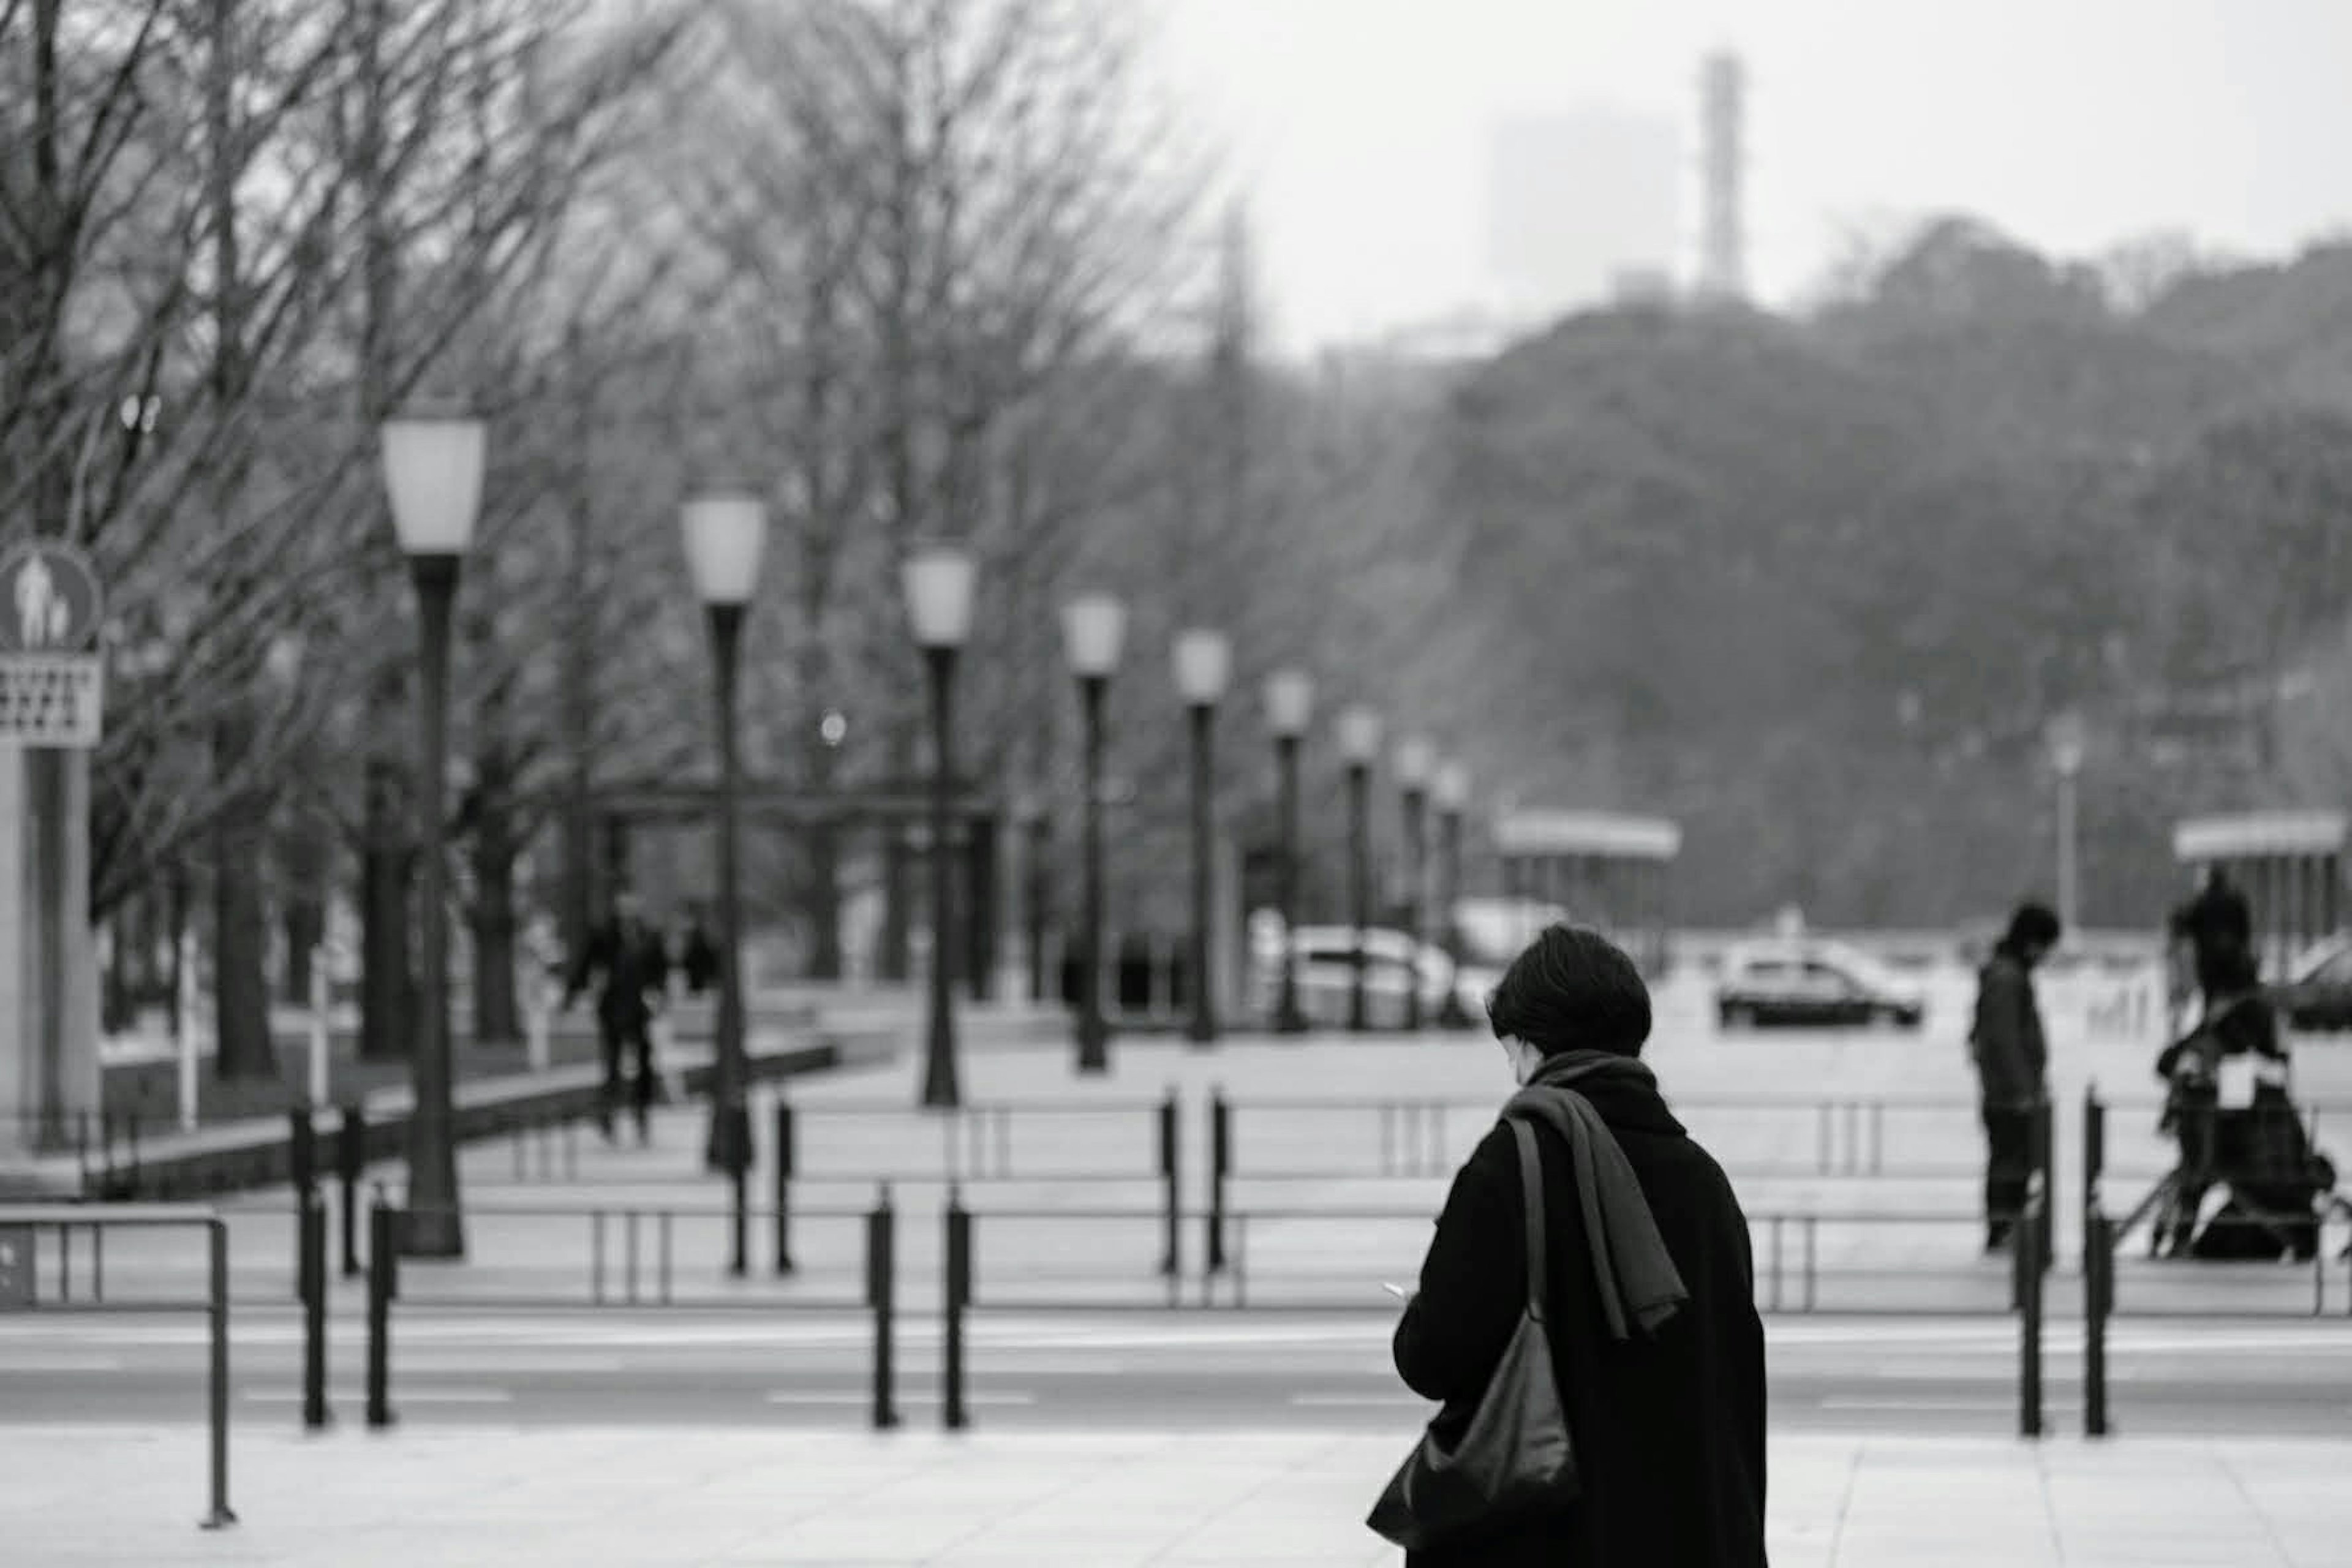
[764,1390,1036,1406]
[1817,1397,2012,1412]
[0,1357,124,1373]
[244,1387,514,1404]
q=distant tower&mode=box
[1697,50,1746,303]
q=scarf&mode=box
[1502,1049,1689,1341]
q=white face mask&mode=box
[1500,1036,1542,1086]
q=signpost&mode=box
[0,541,105,1195]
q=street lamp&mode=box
[1173,629,1231,1047]
[903,543,977,1109]
[1394,735,1433,1034]
[1335,704,1382,1034]
[1263,669,1314,1034]
[380,408,485,1260]
[2047,710,2087,937]
[1433,759,1472,1027]
[1063,591,1126,1074]
[681,491,766,1272]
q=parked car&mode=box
[1248,924,1484,1030]
[1714,940,1926,1030]
[2272,935,2352,1032]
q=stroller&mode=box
[2146,991,2344,1261]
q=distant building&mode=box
[1481,108,1680,322]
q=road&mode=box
[4,1308,2351,1436]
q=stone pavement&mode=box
[3,1423,2348,1566]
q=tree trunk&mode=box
[359,747,413,1061]
[101,910,135,1033]
[166,867,190,1038]
[279,807,325,1003]
[469,745,521,1047]
[211,714,277,1079]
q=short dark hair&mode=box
[2003,902,2062,953]
[1485,924,1653,1058]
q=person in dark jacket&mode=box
[1969,902,2058,1252]
[2169,866,2256,1014]
[1390,924,1767,1568]
[677,902,722,996]
[564,889,672,1144]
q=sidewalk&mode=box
[2,1424,2345,1566]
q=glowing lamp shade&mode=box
[1336,704,1383,766]
[680,494,769,607]
[2046,710,2087,777]
[1061,591,1126,678]
[1394,736,1434,790]
[1433,761,1471,812]
[902,543,976,649]
[380,414,486,556]
[1264,669,1314,739]
[1172,628,1232,706]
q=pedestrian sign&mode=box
[0,540,107,746]
[0,541,104,654]
[0,1224,33,1308]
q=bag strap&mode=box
[1505,1117,1549,1320]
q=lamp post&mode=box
[380,409,485,1260]
[1063,592,1126,1074]
[1393,736,1433,1035]
[1174,630,1231,1047]
[1433,759,1472,1027]
[1335,704,1382,1034]
[1263,669,1314,1034]
[2047,710,2087,937]
[681,492,766,1272]
[904,545,978,1109]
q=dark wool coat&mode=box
[1390,1074,1768,1568]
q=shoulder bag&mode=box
[1366,1116,1580,1551]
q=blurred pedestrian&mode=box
[563,889,671,1144]
[1379,924,1766,1567]
[1969,902,2059,1253]
[677,901,722,996]
[2169,865,2257,1019]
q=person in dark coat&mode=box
[677,902,722,996]
[2169,866,2257,1014]
[1389,924,1767,1568]
[564,889,672,1144]
[1969,902,2057,1252]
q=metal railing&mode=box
[771,1093,1180,1276]
[0,1204,235,1528]
[355,1188,894,1430]
[1204,1090,1992,1200]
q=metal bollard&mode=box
[2081,1088,2105,1225]
[337,1107,364,1280]
[774,1099,796,1275]
[288,1106,317,1196]
[944,1190,971,1431]
[867,1186,898,1431]
[1206,1090,1229,1275]
[203,1218,236,1530]
[288,1109,316,1305]
[365,1194,397,1429]
[301,1188,331,1431]
[2084,1208,2111,1438]
[2034,1099,2056,1276]
[1158,1091,1180,1278]
[2016,1194,2045,1439]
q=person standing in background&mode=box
[1969,902,2059,1253]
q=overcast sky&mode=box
[1156,0,2352,353]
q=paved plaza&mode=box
[3,1423,2349,1566]
[9,970,2352,1562]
